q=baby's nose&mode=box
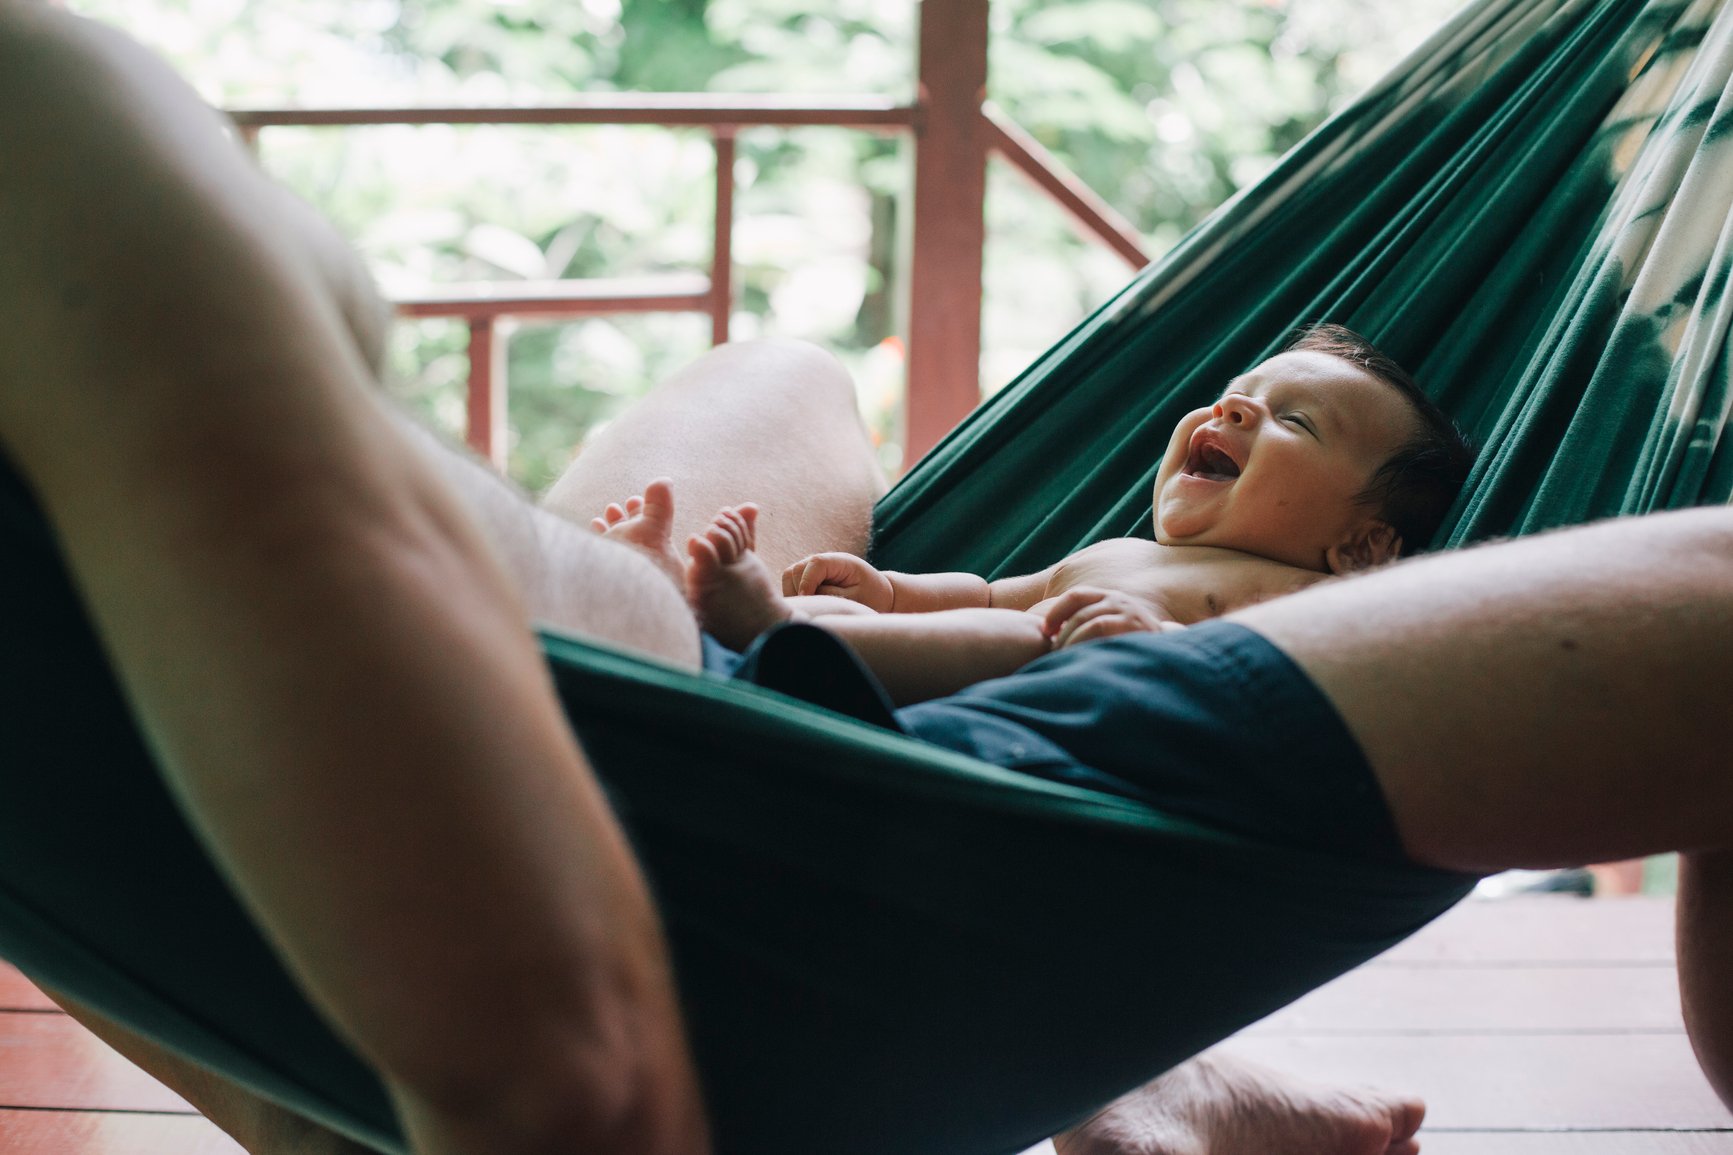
[1217,395,1259,424]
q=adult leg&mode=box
[541,338,888,573]
[0,10,705,1155]
[1229,508,1733,1102]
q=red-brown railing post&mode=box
[233,91,1137,469]
[905,0,990,467]
[710,127,737,345]
[466,317,507,469]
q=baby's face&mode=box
[1150,351,1419,572]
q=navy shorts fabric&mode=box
[904,620,1410,864]
[705,624,901,731]
[713,619,1409,867]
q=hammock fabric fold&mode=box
[876,0,1733,574]
[2,0,1729,1152]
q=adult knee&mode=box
[1648,506,1733,581]
[713,338,857,408]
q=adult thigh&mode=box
[541,339,888,572]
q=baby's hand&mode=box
[1041,586,1183,649]
[781,552,895,611]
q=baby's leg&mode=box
[687,504,798,649]
[686,502,887,649]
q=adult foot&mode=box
[686,504,796,650]
[1054,1051,1425,1155]
[590,477,684,591]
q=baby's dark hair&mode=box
[1285,323,1475,554]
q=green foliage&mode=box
[70,0,1459,487]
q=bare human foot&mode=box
[686,503,798,650]
[589,477,684,591]
[1054,1051,1425,1155]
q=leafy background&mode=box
[70,0,1462,490]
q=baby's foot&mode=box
[590,478,684,591]
[686,504,796,650]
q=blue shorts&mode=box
[900,620,1410,865]
[718,619,1410,866]
[702,625,902,730]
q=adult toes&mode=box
[1391,1096,1424,1142]
[1336,1089,1424,1155]
[1384,1094,1424,1153]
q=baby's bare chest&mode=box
[1045,539,1317,621]
[1048,540,1174,600]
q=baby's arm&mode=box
[1039,587,1187,649]
[781,554,1060,614]
[1036,557,1331,650]
[811,608,1052,705]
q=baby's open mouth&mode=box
[1183,440,1241,482]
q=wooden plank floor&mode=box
[1224,895,1732,1152]
[0,968,242,1153]
[1,895,1726,1153]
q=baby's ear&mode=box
[1326,521,1402,574]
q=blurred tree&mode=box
[68,0,1458,488]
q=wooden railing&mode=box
[231,88,1148,470]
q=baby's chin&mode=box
[1153,518,1213,547]
[1153,497,1220,545]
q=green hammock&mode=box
[2,0,1729,1152]
[878,0,1733,575]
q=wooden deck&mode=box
[1,895,1726,1153]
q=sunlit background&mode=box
[73,0,1464,490]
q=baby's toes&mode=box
[736,503,761,536]
[718,508,752,550]
[687,534,722,573]
[705,523,742,563]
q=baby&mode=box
[594,325,1473,704]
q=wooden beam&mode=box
[711,129,736,345]
[465,318,508,469]
[227,96,916,132]
[982,102,1150,269]
[395,275,712,320]
[906,0,990,467]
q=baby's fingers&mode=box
[1041,587,1109,636]
[1053,601,1118,648]
[1063,613,1139,648]
[796,560,836,596]
[791,555,841,595]
[781,558,821,596]
[781,559,835,597]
